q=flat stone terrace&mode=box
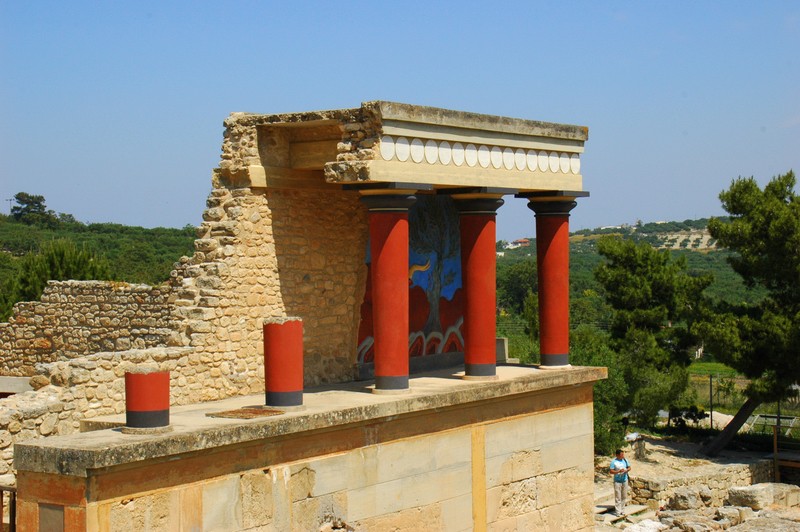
[15,365,605,477]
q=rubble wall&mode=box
[630,460,773,510]
[0,347,190,478]
[0,281,182,377]
[173,177,369,395]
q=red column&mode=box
[263,317,304,407]
[528,200,577,367]
[124,370,170,429]
[361,194,416,392]
[457,198,504,379]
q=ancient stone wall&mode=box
[0,108,377,402]
[0,281,182,377]
[630,460,773,510]
[0,346,190,478]
[171,173,368,397]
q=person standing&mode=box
[609,449,631,516]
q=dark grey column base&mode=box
[464,363,497,377]
[126,409,169,429]
[374,375,409,391]
[266,390,304,407]
[540,353,570,367]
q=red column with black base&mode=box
[125,370,170,429]
[263,317,304,407]
[528,200,577,367]
[457,197,504,379]
[361,194,416,393]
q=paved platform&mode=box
[15,364,606,477]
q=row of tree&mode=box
[0,194,196,320]
[497,171,798,455]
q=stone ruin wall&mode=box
[0,281,183,377]
[0,109,373,479]
[174,175,369,395]
[0,347,191,480]
[630,460,773,510]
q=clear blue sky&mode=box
[1,2,798,241]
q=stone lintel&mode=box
[371,101,589,142]
[219,101,588,194]
[14,366,606,478]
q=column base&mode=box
[121,425,173,435]
[372,387,412,395]
[464,362,497,379]
[462,374,499,381]
[373,375,410,394]
[539,353,570,367]
[538,364,573,370]
[266,390,304,408]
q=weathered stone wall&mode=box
[172,173,368,395]
[0,281,182,377]
[14,387,597,531]
[0,347,190,479]
[630,460,773,510]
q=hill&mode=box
[498,217,763,307]
[0,212,196,319]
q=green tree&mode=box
[570,325,628,454]
[497,259,537,314]
[4,240,113,319]
[10,192,58,227]
[699,171,800,455]
[595,237,711,426]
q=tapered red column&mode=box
[361,194,416,392]
[528,200,577,367]
[457,197,504,379]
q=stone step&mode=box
[596,504,649,524]
[628,509,658,524]
[594,504,615,515]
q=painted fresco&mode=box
[357,195,463,364]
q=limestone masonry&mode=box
[1,102,601,531]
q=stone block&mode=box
[374,435,439,483]
[669,487,702,510]
[292,491,347,531]
[240,470,272,529]
[440,493,472,531]
[289,466,315,503]
[352,503,442,532]
[202,476,243,530]
[397,465,472,510]
[496,477,537,520]
[346,477,403,522]
[538,434,593,475]
[307,452,352,497]
[536,467,593,509]
[727,483,775,510]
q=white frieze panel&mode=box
[378,135,582,175]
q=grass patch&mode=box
[688,361,739,377]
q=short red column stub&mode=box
[263,317,304,407]
[124,370,170,429]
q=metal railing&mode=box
[749,414,799,436]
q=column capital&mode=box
[360,194,417,211]
[526,200,577,217]
[455,197,505,215]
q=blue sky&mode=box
[1,2,798,241]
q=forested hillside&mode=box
[0,193,195,319]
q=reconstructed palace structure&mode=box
[2,102,605,531]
